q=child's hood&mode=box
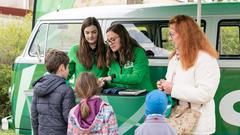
[32,74,66,96]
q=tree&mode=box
[0,13,32,121]
[0,13,32,64]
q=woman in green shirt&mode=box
[102,24,153,91]
[68,17,107,83]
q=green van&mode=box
[10,2,240,134]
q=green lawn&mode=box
[0,129,16,135]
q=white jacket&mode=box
[166,51,220,134]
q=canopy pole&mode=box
[197,0,201,26]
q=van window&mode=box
[218,20,240,58]
[118,21,170,58]
[29,24,47,56]
[29,23,81,56]
[46,23,81,52]
[116,20,205,58]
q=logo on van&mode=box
[219,90,240,127]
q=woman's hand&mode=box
[101,76,112,82]
[161,81,173,94]
[156,79,165,90]
[157,79,173,94]
[98,77,105,87]
[98,76,113,87]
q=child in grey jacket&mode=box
[31,49,76,135]
[135,90,176,135]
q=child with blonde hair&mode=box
[67,72,118,135]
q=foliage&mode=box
[0,129,16,135]
[0,64,11,121]
[0,13,32,123]
[0,13,32,64]
[220,26,240,55]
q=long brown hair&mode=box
[106,24,141,66]
[77,17,106,69]
[74,72,101,119]
[169,15,218,70]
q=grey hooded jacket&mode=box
[31,74,76,135]
[135,114,177,135]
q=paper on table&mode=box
[118,89,146,95]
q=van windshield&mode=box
[29,23,81,56]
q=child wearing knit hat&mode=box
[135,90,176,135]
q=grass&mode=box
[0,129,16,135]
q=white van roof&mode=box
[39,2,240,21]
[39,3,175,21]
